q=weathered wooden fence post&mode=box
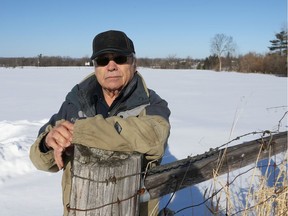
[68,144,142,216]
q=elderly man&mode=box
[30,30,170,215]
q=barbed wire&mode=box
[70,169,144,185]
[67,187,146,213]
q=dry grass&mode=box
[205,147,287,216]
[251,162,288,216]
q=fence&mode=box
[67,131,287,215]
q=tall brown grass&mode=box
[205,147,287,215]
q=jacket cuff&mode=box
[39,135,51,153]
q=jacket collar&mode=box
[73,71,150,117]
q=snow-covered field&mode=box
[0,67,287,215]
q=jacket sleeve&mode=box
[72,113,170,160]
[29,124,59,172]
[29,95,77,172]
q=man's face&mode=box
[94,53,136,93]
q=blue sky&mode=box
[1,0,286,59]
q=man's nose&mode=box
[107,60,117,71]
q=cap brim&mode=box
[90,49,133,60]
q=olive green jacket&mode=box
[29,72,170,215]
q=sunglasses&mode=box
[94,55,132,66]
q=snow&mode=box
[0,67,287,215]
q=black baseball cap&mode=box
[90,30,135,60]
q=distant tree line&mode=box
[1,30,286,76]
[202,52,286,76]
[204,30,287,76]
[0,55,91,67]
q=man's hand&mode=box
[45,121,74,170]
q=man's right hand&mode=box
[45,121,74,170]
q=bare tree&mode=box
[210,34,236,71]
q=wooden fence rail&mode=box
[144,131,287,199]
